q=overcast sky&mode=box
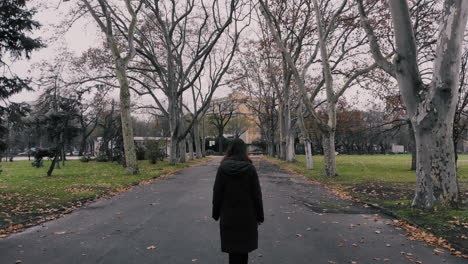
[8,0,377,113]
[9,1,101,103]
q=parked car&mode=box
[71,151,79,156]
[17,152,29,156]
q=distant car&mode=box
[72,151,79,156]
[17,152,29,156]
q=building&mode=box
[209,92,262,145]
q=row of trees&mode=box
[231,0,468,210]
[3,1,467,210]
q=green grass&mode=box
[266,154,468,184]
[0,158,209,229]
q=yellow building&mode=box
[210,92,262,144]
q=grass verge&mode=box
[264,154,468,254]
[0,157,211,236]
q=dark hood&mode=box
[220,158,251,176]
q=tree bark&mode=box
[408,121,416,171]
[179,138,186,163]
[298,102,313,169]
[322,130,337,177]
[178,114,187,163]
[285,107,295,162]
[201,115,206,157]
[168,97,179,164]
[305,141,313,170]
[188,132,194,160]
[115,62,139,174]
[412,122,460,209]
[193,119,202,158]
[278,103,286,160]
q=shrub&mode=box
[96,154,108,162]
[136,143,146,161]
[80,155,91,162]
[146,140,165,164]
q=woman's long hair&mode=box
[222,138,252,163]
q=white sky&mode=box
[8,0,378,113]
[9,1,103,103]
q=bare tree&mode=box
[80,0,141,174]
[357,0,468,209]
[259,0,377,176]
[122,0,247,164]
[209,99,235,153]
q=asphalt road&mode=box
[0,157,464,264]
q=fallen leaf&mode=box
[146,245,157,250]
[433,248,444,255]
[338,243,344,247]
[296,234,303,238]
[53,231,66,235]
[192,259,198,262]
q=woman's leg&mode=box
[242,253,248,264]
[229,253,248,264]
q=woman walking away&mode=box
[212,138,264,264]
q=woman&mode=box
[212,138,264,264]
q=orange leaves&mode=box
[393,219,466,258]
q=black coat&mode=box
[212,157,264,253]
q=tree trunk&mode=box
[305,140,313,170]
[408,121,417,171]
[115,62,139,174]
[201,116,206,157]
[298,102,312,169]
[218,127,224,153]
[285,119,295,162]
[322,131,337,177]
[178,113,187,163]
[278,103,286,160]
[79,134,87,156]
[169,135,178,164]
[179,137,186,163]
[188,132,194,160]
[168,97,179,165]
[284,93,295,162]
[267,141,274,157]
[193,119,202,158]
[412,122,460,209]
[47,150,60,177]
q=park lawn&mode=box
[265,154,468,252]
[0,158,210,234]
[266,154,468,184]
